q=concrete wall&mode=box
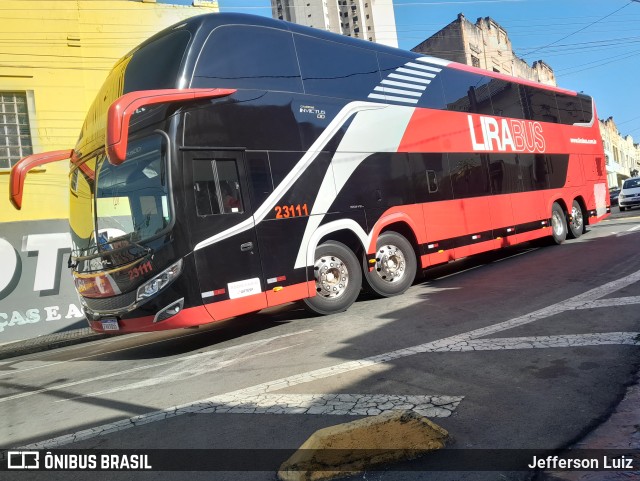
[0,0,217,344]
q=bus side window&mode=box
[518,153,548,191]
[439,70,493,115]
[521,86,560,123]
[488,154,522,194]
[447,152,491,199]
[193,158,244,216]
[556,93,582,125]
[409,152,452,202]
[577,94,593,124]
[246,151,273,208]
[192,26,303,93]
[487,79,525,119]
[295,34,380,100]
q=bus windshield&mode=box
[94,134,170,248]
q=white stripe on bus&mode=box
[405,62,442,73]
[388,73,431,84]
[416,56,451,67]
[380,79,426,91]
[397,67,437,79]
[373,86,422,97]
[194,102,387,251]
[368,93,418,104]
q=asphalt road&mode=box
[2,208,640,481]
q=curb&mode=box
[277,410,449,481]
[0,328,112,360]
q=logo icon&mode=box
[7,451,39,469]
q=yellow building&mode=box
[0,0,218,343]
[0,0,218,223]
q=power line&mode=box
[521,1,635,56]
[557,48,640,77]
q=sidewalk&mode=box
[538,376,640,481]
[0,328,110,360]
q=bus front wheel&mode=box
[303,240,362,315]
[363,231,417,297]
[551,202,568,244]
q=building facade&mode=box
[411,13,556,87]
[0,0,218,343]
[600,118,640,188]
[271,0,398,47]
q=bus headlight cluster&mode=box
[136,259,183,301]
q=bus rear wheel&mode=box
[568,200,584,239]
[362,231,417,297]
[303,241,362,315]
[551,202,568,244]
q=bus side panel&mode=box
[564,153,586,188]
[421,200,455,266]
[453,197,496,259]
[365,204,428,254]
[255,215,315,306]
[488,194,518,248]
[510,190,549,243]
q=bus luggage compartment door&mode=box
[183,150,267,321]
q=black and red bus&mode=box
[10,13,610,333]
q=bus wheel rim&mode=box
[552,210,564,236]
[374,245,406,283]
[572,205,583,230]
[314,256,349,298]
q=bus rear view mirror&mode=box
[106,88,236,165]
[9,149,73,210]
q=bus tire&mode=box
[550,202,568,244]
[362,231,417,297]
[302,241,362,316]
[568,200,584,239]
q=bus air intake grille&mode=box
[83,289,138,313]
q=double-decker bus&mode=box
[10,13,609,333]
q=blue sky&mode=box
[209,0,640,140]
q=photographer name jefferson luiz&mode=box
[529,455,634,469]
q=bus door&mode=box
[183,150,267,321]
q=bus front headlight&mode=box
[136,259,183,301]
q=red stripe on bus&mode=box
[203,291,268,321]
[449,63,578,96]
[266,281,315,308]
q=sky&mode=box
[211,0,640,140]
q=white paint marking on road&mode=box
[576,296,640,309]
[56,345,300,403]
[628,225,640,231]
[0,331,311,404]
[491,248,538,263]
[196,393,463,418]
[431,332,640,352]
[19,268,640,450]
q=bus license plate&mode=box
[101,318,120,331]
